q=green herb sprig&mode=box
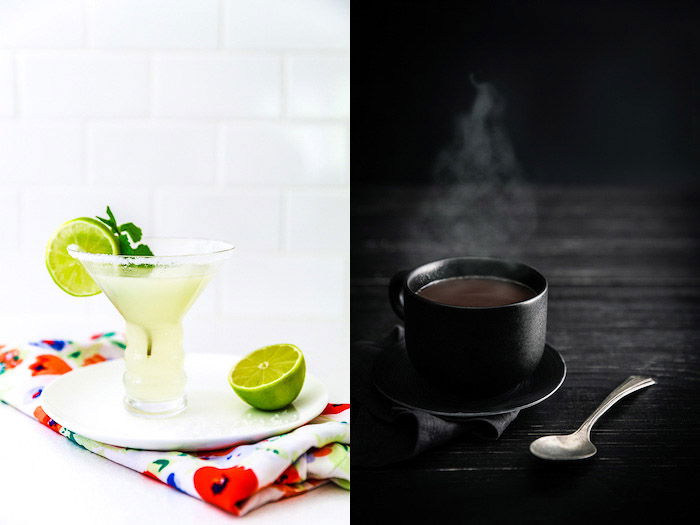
[96,206,153,256]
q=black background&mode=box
[353,0,700,185]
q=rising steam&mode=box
[409,75,537,256]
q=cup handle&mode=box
[389,270,410,320]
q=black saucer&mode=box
[372,343,566,419]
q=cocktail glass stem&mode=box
[122,321,188,416]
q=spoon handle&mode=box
[577,376,656,437]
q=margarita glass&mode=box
[69,238,234,417]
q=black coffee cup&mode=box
[389,257,548,398]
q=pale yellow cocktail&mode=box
[98,270,211,408]
[70,238,233,417]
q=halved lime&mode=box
[45,217,119,296]
[229,344,306,411]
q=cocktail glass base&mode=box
[124,395,187,418]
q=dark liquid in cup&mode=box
[416,276,536,307]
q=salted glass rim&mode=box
[67,237,235,266]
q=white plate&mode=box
[41,353,328,451]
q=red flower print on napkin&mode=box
[33,406,63,434]
[321,403,350,415]
[193,466,258,515]
[312,445,334,458]
[28,355,72,376]
[83,354,106,366]
[276,464,302,484]
[0,348,22,374]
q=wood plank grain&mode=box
[352,184,699,520]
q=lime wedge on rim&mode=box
[229,344,306,411]
[45,217,119,296]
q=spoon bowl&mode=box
[530,433,597,460]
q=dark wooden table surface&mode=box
[351,184,699,522]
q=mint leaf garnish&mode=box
[96,212,116,231]
[97,206,153,257]
[119,222,142,243]
[130,243,154,256]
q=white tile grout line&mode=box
[16,188,24,248]
[4,48,349,57]
[146,186,156,236]
[214,122,226,188]
[1,184,350,194]
[279,188,288,252]
[82,0,91,48]
[0,115,349,125]
[14,187,21,247]
[345,255,351,318]
[81,118,90,185]
[218,0,227,50]
[151,187,161,234]
[147,53,155,118]
[2,176,349,186]
[11,53,19,117]
[280,52,288,117]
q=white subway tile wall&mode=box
[0,0,84,48]
[153,55,282,117]
[287,55,350,118]
[223,0,350,49]
[222,122,349,185]
[0,0,350,399]
[154,188,281,251]
[89,0,220,49]
[0,121,84,184]
[0,190,19,245]
[18,52,151,116]
[286,189,349,252]
[0,54,14,115]
[88,121,218,186]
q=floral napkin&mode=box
[0,333,350,516]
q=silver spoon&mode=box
[530,375,656,460]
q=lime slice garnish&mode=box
[45,217,119,296]
[229,344,306,411]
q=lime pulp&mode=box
[45,217,119,296]
[229,344,306,411]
